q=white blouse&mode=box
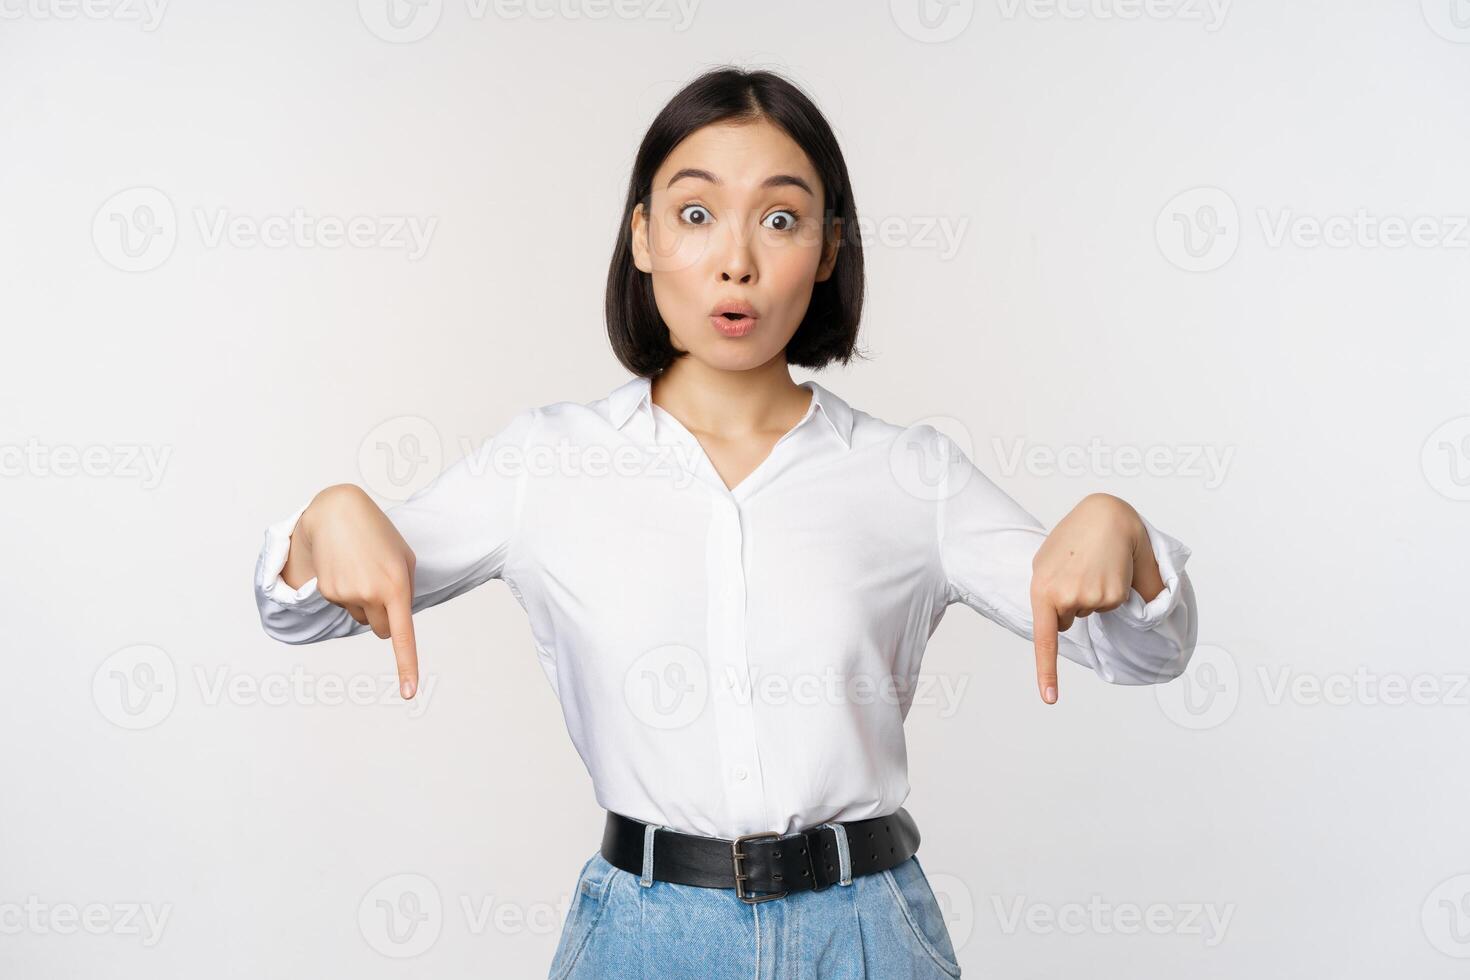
[253,375,1198,839]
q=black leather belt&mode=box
[600,807,920,904]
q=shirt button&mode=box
[733,765,749,781]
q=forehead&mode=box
[653,119,820,192]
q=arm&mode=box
[252,407,538,695]
[932,428,1198,701]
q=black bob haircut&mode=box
[605,66,868,379]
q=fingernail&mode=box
[1044,685,1057,703]
[402,677,416,700]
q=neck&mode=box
[650,357,811,439]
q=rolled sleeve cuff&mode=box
[1108,511,1192,630]
[256,500,329,611]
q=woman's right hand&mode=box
[282,484,421,699]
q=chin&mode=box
[685,341,787,373]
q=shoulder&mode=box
[843,400,949,457]
[497,381,636,447]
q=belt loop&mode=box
[820,822,854,886]
[639,823,659,888]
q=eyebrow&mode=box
[665,168,815,197]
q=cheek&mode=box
[645,206,713,277]
[760,245,822,311]
[650,235,712,279]
[647,274,691,338]
[646,249,704,312]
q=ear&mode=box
[814,217,842,282]
[631,202,652,274]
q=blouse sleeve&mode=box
[253,407,539,645]
[932,427,1198,685]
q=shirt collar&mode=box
[607,375,854,450]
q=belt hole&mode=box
[774,850,782,858]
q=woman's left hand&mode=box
[1029,493,1165,705]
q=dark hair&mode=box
[605,66,868,378]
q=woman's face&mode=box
[631,118,841,372]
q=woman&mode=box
[253,66,1197,979]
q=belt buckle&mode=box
[731,831,787,904]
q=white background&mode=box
[3,0,1469,976]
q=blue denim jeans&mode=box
[547,821,962,979]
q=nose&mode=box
[715,216,757,284]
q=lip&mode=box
[710,299,759,318]
[709,299,759,338]
[710,314,758,338]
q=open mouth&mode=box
[710,311,757,336]
[710,302,758,334]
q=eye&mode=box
[762,209,799,232]
[678,204,712,226]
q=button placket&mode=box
[704,493,769,833]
